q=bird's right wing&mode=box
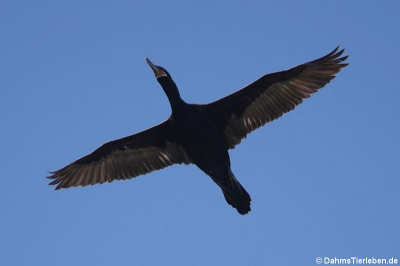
[205,47,348,149]
[48,120,190,190]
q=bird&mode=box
[48,47,348,215]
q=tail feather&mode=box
[217,169,251,215]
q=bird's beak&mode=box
[146,58,166,78]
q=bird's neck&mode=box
[159,77,184,113]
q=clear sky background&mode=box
[1,1,399,265]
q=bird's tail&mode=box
[216,169,251,215]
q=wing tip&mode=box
[326,45,346,57]
[330,46,344,58]
[47,170,64,189]
[47,171,57,179]
[316,46,349,69]
[332,46,340,55]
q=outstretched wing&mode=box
[205,47,349,148]
[48,120,190,190]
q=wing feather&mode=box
[48,120,190,190]
[206,47,349,148]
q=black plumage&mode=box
[48,47,348,215]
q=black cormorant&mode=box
[48,47,348,215]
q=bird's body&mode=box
[48,47,348,215]
[151,99,250,212]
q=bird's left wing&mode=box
[205,47,348,149]
[48,120,190,190]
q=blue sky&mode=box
[1,1,399,265]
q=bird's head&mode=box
[146,58,170,80]
[145,58,182,108]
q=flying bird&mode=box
[48,47,348,215]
